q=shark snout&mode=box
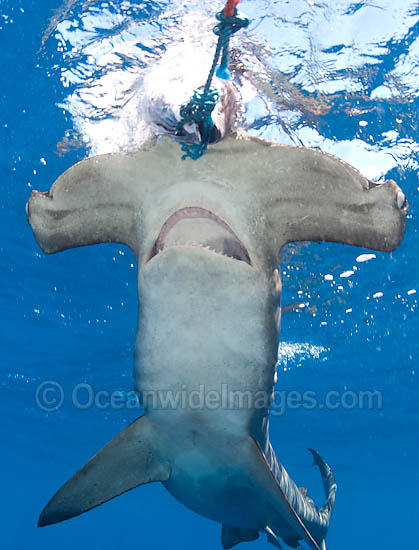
[367,177,408,211]
[365,178,407,251]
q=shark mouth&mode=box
[149,207,251,265]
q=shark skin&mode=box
[27,135,406,550]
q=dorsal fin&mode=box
[221,525,259,549]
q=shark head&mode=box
[26,136,407,262]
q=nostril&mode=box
[366,179,381,189]
[397,191,407,209]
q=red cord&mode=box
[224,0,241,17]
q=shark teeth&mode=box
[148,207,251,265]
[153,242,247,262]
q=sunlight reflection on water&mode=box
[43,0,419,180]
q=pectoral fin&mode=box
[38,416,170,527]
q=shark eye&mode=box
[397,191,407,209]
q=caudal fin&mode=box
[307,449,337,550]
[249,438,321,550]
[38,416,171,527]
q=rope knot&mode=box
[176,89,220,160]
[176,2,250,160]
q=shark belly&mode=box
[161,423,268,529]
[134,245,279,526]
[134,246,279,413]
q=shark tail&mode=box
[307,448,337,550]
[38,416,171,527]
[249,438,322,550]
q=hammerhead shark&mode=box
[27,135,406,549]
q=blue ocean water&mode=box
[1,0,418,548]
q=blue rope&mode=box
[176,8,249,160]
[213,9,249,81]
